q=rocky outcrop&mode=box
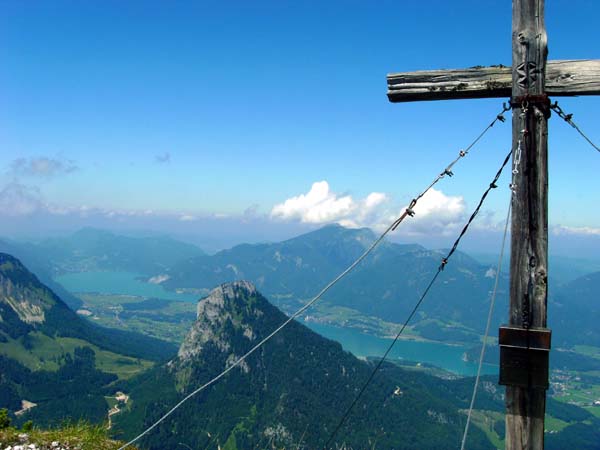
[0,255,55,325]
[177,281,258,362]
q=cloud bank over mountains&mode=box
[270,181,386,226]
[1,176,599,257]
[270,180,467,237]
[553,225,600,236]
[0,182,46,216]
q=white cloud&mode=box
[271,181,352,223]
[0,181,176,222]
[270,181,386,227]
[243,204,260,218]
[365,192,387,209]
[9,157,78,178]
[179,214,196,222]
[270,181,468,236]
[412,188,465,220]
[553,225,600,236]
[388,188,466,237]
[0,182,46,216]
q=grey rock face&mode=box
[177,281,258,363]
[0,274,47,324]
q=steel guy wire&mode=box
[409,104,510,209]
[325,148,513,450]
[323,270,442,450]
[441,150,512,268]
[117,106,509,450]
[460,198,511,450]
[551,102,600,153]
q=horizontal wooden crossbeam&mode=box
[387,59,600,102]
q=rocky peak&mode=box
[176,281,262,368]
[195,280,257,320]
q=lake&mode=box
[305,322,498,377]
[55,270,199,302]
[55,270,498,376]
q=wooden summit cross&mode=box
[386,1,600,449]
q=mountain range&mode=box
[3,225,599,349]
[0,229,204,310]
[0,250,599,448]
[158,224,600,349]
[0,228,204,277]
[160,225,506,340]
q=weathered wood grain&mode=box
[387,59,600,102]
[506,1,549,449]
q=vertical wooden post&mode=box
[506,0,549,448]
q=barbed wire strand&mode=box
[551,102,600,153]
[117,107,508,450]
[460,198,511,450]
[325,149,513,450]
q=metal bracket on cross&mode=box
[498,325,551,390]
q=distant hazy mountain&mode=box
[115,281,491,449]
[471,252,600,286]
[0,238,84,310]
[0,229,205,309]
[32,227,205,275]
[3,225,597,350]
[163,224,508,340]
[162,224,600,349]
[0,228,204,276]
[552,271,600,347]
[0,253,177,426]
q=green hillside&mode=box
[0,253,176,428]
[114,281,491,449]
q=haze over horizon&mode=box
[2,1,599,256]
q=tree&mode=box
[0,408,11,429]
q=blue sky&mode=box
[1,1,599,253]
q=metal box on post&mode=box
[498,325,551,389]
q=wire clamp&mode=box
[440,258,448,270]
[510,94,551,118]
